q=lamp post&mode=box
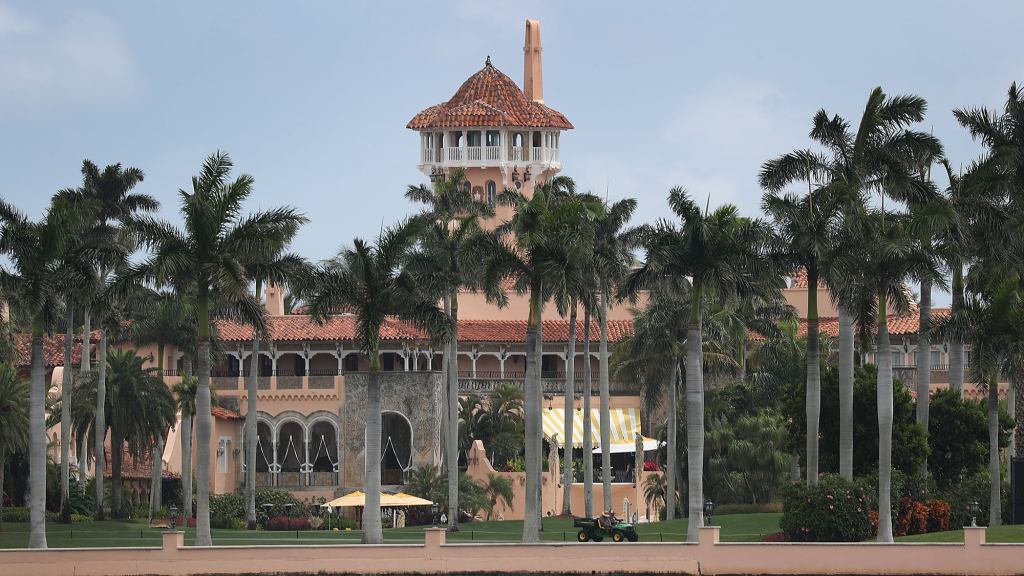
[431,502,440,528]
[284,503,294,517]
[969,500,980,527]
[262,502,275,528]
[169,504,178,532]
[703,499,715,526]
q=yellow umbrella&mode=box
[320,491,433,508]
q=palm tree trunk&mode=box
[363,361,383,544]
[805,269,820,486]
[181,357,193,525]
[94,329,107,520]
[0,453,6,525]
[29,320,48,548]
[685,284,705,542]
[149,435,164,517]
[581,307,594,518]
[948,267,965,398]
[447,288,460,531]
[150,344,166,520]
[439,295,450,474]
[245,281,261,530]
[522,282,543,543]
[111,435,123,518]
[876,299,894,543]
[1012,376,1022,458]
[838,307,855,481]
[60,306,74,520]
[194,301,214,546]
[665,357,679,521]
[78,308,91,490]
[1007,377,1017,466]
[988,373,1001,526]
[916,279,932,479]
[561,306,577,515]
[599,284,612,512]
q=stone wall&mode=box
[340,371,443,488]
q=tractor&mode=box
[573,515,639,542]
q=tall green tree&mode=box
[406,169,491,531]
[305,220,449,544]
[130,151,296,545]
[625,187,774,541]
[758,187,841,484]
[0,198,83,548]
[0,363,29,525]
[476,178,599,542]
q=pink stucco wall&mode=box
[0,527,1017,576]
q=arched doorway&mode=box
[309,420,339,486]
[255,421,273,487]
[277,421,304,488]
[381,412,412,485]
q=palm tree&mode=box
[172,372,202,521]
[476,179,599,542]
[592,198,638,512]
[625,187,774,541]
[480,473,514,520]
[0,198,83,548]
[130,151,299,545]
[0,363,29,525]
[121,288,194,516]
[304,220,450,544]
[758,187,841,485]
[406,169,491,531]
[642,472,667,519]
[243,252,307,530]
[56,160,155,520]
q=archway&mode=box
[309,419,339,487]
[277,421,304,488]
[381,412,412,485]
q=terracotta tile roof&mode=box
[214,316,633,344]
[212,406,242,420]
[13,333,88,367]
[767,309,951,341]
[104,445,179,480]
[407,60,572,130]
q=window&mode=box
[467,131,481,147]
[383,353,395,372]
[463,180,471,194]
[343,354,359,372]
[294,355,306,377]
[217,438,230,473]
[486,181,496,208]
[532,131,542,147]
[486,130,500,146]
[890,351,902,367]
[930,350,941,370]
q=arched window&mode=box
[463,180,471,194]
[486,181,496,208]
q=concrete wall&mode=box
[0,527,1018,576]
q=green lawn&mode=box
[896,524,1024,543]
[0,513,782,548]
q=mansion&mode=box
[21,19,1007,522]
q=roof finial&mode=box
[485,55,491,67]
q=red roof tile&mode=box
[212,406,242,420]
[13,333,88,367]
[407,60,572,130]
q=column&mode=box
[271,435,280,487]
[499,351,506,379]
[302,435,311,487]
[337,352,344,374]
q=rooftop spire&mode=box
[485,55,491,67]
[523,19,543,103]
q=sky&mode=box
[2,1,1022,307]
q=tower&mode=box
[407,19,572,225]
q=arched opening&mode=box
[255,421,273,487]
[381,412,412,485]
[309,419,339,486]
[277,421,304,488]
[486,181,496,208]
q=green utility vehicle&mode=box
[573,515,639,542]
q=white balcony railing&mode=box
[423,145,561,168]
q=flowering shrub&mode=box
[780,474,872,542]
[927,499,951,533]
[762,531,788,542]
[643,459,659,472]
[895,497,929,536]
[266,516,312,531]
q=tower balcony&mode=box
[419,145,561,171]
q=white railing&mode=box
[423,145,560,167]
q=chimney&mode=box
[523,19,543,103]
[265,281,285,316]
